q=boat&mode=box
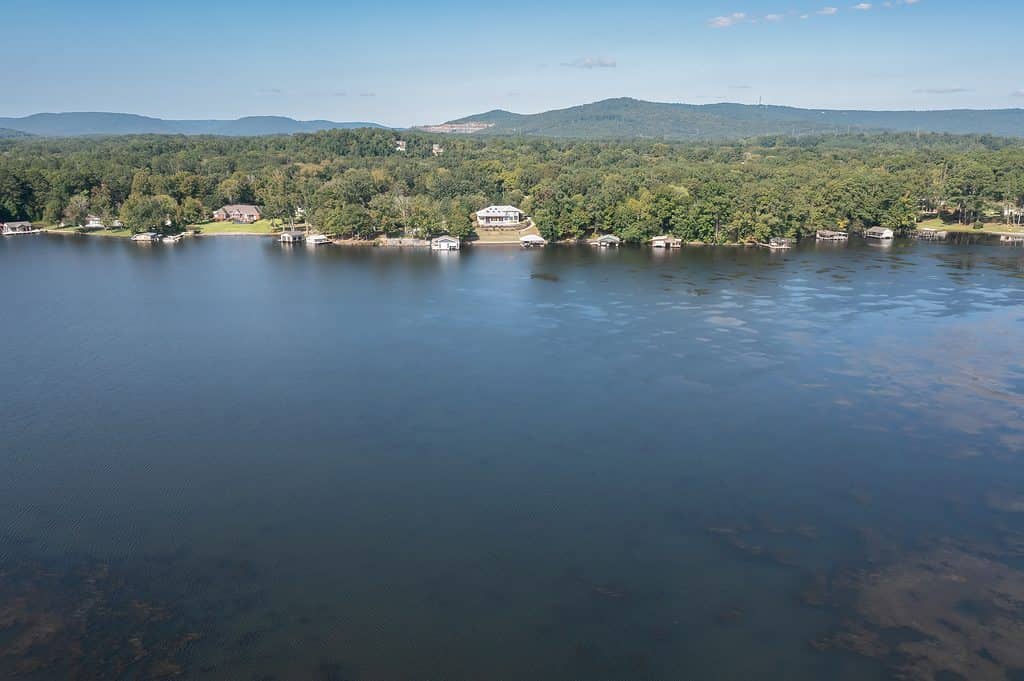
[307,234,331,246]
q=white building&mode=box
[865,227,894,240]
[475,205,524,228]
[84,215,105,230]
[431,235,460,251]
[520,234,547,248]
[1,221,36,235]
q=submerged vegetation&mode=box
[1,129,1023,241]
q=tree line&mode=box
[1,128,1022,241]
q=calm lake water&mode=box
[2,234,1024,680]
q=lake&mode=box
[2,234,1024,680]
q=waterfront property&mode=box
[213,204,262,224]
[520,234,547,248]
[590,234,622,247]
[816,229,848,242]
[83,215,105,230]
[651,235,682,249]
[131,232,160,243]
[1,221,36,235]
[768,236,795,250]
[865,227,895,240]
[307,234,331,246]
[279,230,305,244]
[476,205,525,228]
[162,233,183,244]
[431,235,460,251]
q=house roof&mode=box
[281,230,305,237]
[219,204,261,213]
[477,205,522,217]
[4,221,32,228]
[433,235,459,242]
[594,234,621,242]
[520,234,546,243]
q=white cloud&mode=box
[764,13,784,21]
[853,2,872,9]
[818,6,839,14]
[561,56,617,69]
[709,12,748,28]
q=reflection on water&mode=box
[1,236,1023,680]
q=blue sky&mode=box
[3,0,1021,126]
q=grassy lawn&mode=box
[47,226,133,238]
[191,219,278,235]
[917,217,1024,235]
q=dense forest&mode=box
[1,129,1023,243]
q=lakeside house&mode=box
[162,233,183,243]
[213,204,262,224]
[131,232,160,243]
[865,227,894,240]
[431,235,460,251]
[307,234,331,246]
[520,234,547,248]
[83,215,105,230]
[279,230,305,244]
[589,234,621,247]
[816,229,848,242]
[2,221,36,235]
[475,205,524,228]
[651,235,682,249]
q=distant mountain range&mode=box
[0,112,388,137]
[436,98,1024,140]
[5,99,1024,140]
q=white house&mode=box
[131,232,160,243]
[84,215,105,230]
[431,235,460,251]
[475,205,524,228]
[865,227,894,240]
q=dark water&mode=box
[2,235,1024,680]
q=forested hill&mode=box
[443,98,1024,140]
[1,128,1021,243]
[0,113,388,137]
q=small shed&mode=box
[279,230,305,243]
[307,234,331,246]
[589,234,621,247]
[865,227,894,240]
[131,232,160,242]
[651,235,682,248]
[520,234,547,248]
[431,235,460,251]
